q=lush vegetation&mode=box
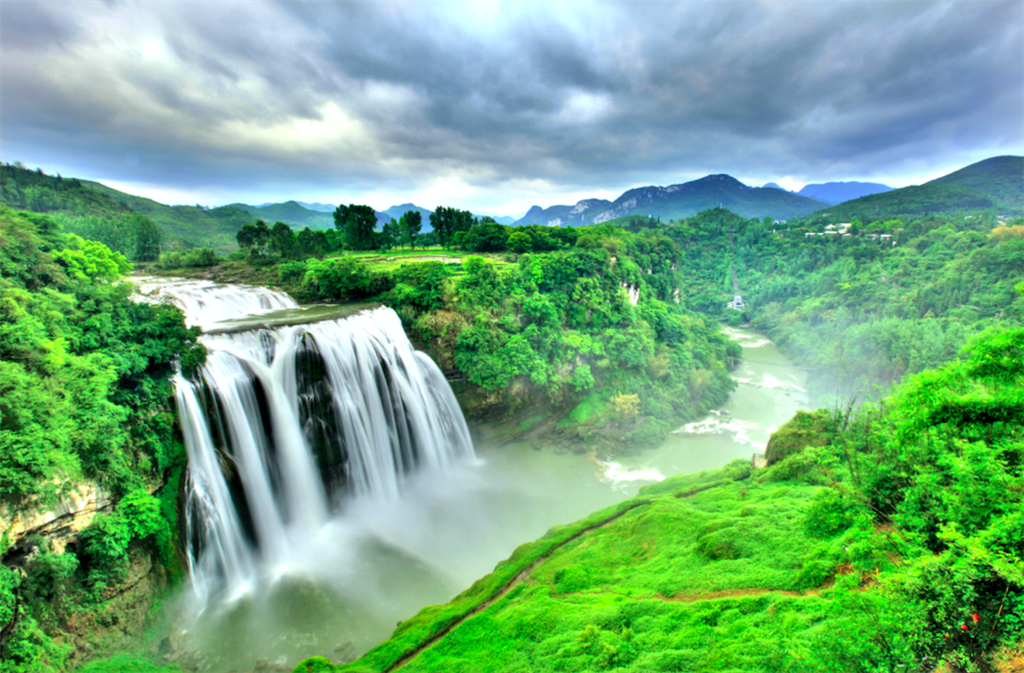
[294,225,739,450]
[818,156,1023,220]
[303,327,1023,672]
[0,163,258,255]
[652,207,1024,404]
[0,206,203,671]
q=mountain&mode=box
[798,181,892,205]
[925,155,1024,208]
[513,199,611,227]
[815,156,1023,220]
[295,201,336,212]
[762,182,788,191]
[514,175,826,227]
[377,203,433,229]
[230,201,334,230]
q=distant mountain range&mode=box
[3,156,1016,254]
[514,174,828,226]
[797,182,892,205]
[761,181,893,205]
[813,156,1023,220]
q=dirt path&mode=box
[385,499,653,672]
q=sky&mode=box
[2,1,1022,217]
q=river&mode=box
[137,279,807,671]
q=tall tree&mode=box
[430,206,474,249]
[402,210,422,250]
[269,221,294,258]
[381,218,399,251]
[130,213,162,262]
[334,204,377,250]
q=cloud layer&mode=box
[2,1,1021,212]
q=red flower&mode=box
[972,613,979,623]
[961,624,969,632]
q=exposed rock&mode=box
[0,482,112,557]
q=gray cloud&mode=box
[1,0,1021,210]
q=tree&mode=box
[401,210,423,250]
[381,218,400,251]
[430,206,475,249]
[237,219,270,251]
[130,213,162,262]
[333,204,377,251]
[269,221,294,258]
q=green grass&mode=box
[291,459,905,673]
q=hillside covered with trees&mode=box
[0,206,204,670]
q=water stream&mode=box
[138,278,807,671]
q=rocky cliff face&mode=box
[1,483,113,557]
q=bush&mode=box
[764,409,834,465]
[158,247,218,269]
[278,260,307,285]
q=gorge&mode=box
[135,278,806,669]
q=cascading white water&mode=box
[144,280,474,603]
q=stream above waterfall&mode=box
[138,278,808,671]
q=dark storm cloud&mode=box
[1,0,1021,207]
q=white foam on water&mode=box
[673,412,766,451]
[599,461,665,490]
[721,326,773,348]
[732,374,806,394]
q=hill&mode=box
[230,200,334,230]
[815,156,1023,220]
[927,155,1024,208]
[0,164,254,254]
[798,181,892,205]
[515,175,826,227]
[0,164,133,220]
[80,180,255,252]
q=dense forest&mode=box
[0,155,1022,672]
[0,206,203,670]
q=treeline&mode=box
[295,225,739,449]
[0,206,203,669]
[232,208,591,267]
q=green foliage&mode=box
[76,655,183,672]
[0,206,200,668]
[669,206,1024,403]
[302,257,394,301]
[764,409,834,465]
[329,327,1023,673]
[334,204,378,251]
[157,247,219,269]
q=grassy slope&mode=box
[295,463,874,673]
[82,180,254,252]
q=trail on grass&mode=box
[386,499,653,672]
[387,477,754,671]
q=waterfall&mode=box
[144,280,474,603]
